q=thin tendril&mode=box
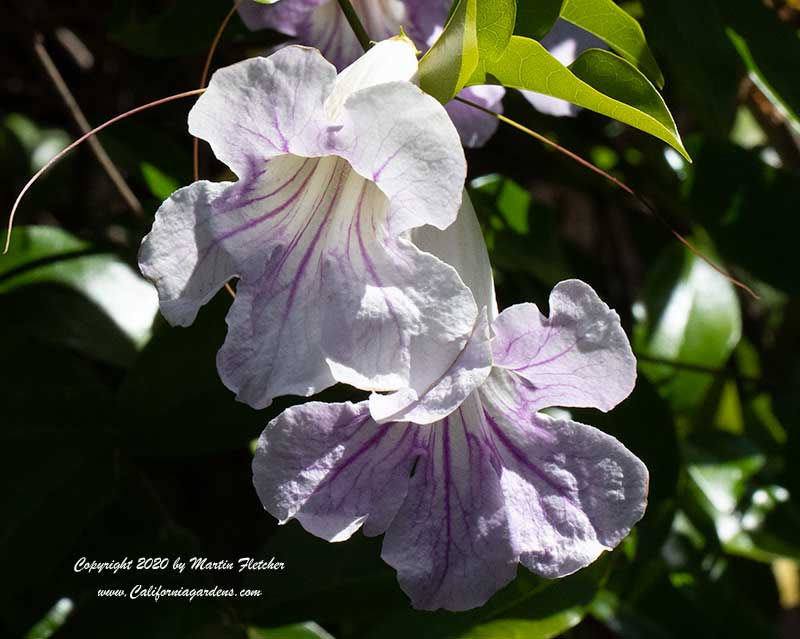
[336,0,372,51]
[193,0,244,183]
[4,89,207,254]
[454,96,760,301]
[195,0,244,300]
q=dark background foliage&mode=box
[1,1,799,638]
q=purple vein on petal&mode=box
[512,338,579,372]
[354,181,404,333]
[217,158,310,213]
[483,408,576,505]
[217,160,318,242]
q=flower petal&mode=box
[193,45,466,236]
[138,180,236,326]
[492,279,636,412]
[412,190,497,319]
[188,48,336,176]
[325,36,419,120]
[300,0,412,70]
[252,401,420,541]
[145,44,472,407]
[237,0,326,35]
[320,206,484,401]
[367,307,491,425]
[337,81,466,234]
[445,85,506,148]
[382,395,516,611]
[367,193,497,424]
[521,19,607,117]
[480,369,648,578]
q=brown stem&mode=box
[34,33,144,218]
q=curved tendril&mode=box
[4,89,207,255]
[454,96,759,301]
[193,0,244,183]
[195,1,244,301]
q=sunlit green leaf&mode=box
[470,37,688,159]
[561,0,664,87]
[634,237,742,412]
[418,0,479,103]
[721,0,800,130]
[473,0,516,61]
[249,622,335,639]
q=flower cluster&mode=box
[139,13,647,612]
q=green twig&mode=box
[336,0,372,51]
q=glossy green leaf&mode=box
[634,238,742,412]
[418,0,479,103]
[140,161,180,201]
[473,0,516,61]
[685,434,765,517]
[453,612,583,639]
[420,0,517,102]
[365,561,607,639]
[471,37,688,159]
[514,0,564,40]
[560,0,664,87]
[684,432,800,564]
[249,622,335,639]
[1,226,158,362]
[720,0,800,130]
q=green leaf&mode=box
[720,0,800,130]
[454,611,583,639]
[472,37,688,159]
[366,561,607,639]
[473,0,516,62]
[568,49,674,140]
[249,622,335,639]
[420,0,517,102]
[560,0,664,87]
[141,161,180,201]
[418,0,479,103]
[634,237,742,412]
[683,432,800,564]
[514,0,564,41]
[1,226,158,362]
[469,174,570,285]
